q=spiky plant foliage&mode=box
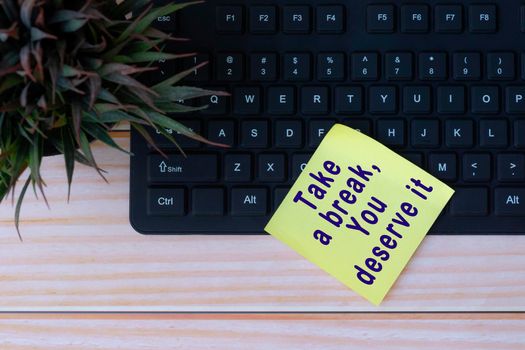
[0,0,225,235]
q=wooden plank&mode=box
[0,313,523,349]
[1,134,524,312]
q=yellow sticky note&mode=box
[265,124,454,305]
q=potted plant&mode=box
[0,0,225,237]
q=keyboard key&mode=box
[274,187,290,209]
[411,119,440,148]
[385,52,413,80]
[216,6,243,33]
[429,153,457,181]
[367,4,395,33]
[231,188,267,216]
[292,153,312,179]
[351,53,379,80]
[275,120,303,148]
[453,52,481,80]
[487,53,515,80]
[233,86,261,115]
[258,154,286,182]
[148,154,218,183]
[521,5,525,33]
[283,6,311,34]
[445,119,474,148]
[343,119,372,136]
[469,5,497,33]
[267,86,295,115]
[208,120,235,147]
[419,53,447,80]
[301,86,329,115]
[377,119,405,147]
[497,154,525,182]
[309,119,336,147]
[192,188,224,216]
[463,153,492,182]
[181,53,210,82]
[147,188,186,216]
[149,120,201,149]
[335,86,363,114]
[224,154,252,182]
[471,86,500,114]
[435,5,463,33]
[200,87,228,115]
[437,86,466,114]
[216,53,244,81]
[317,5,345,33]
[494,188,525,216]
[283,53,311,81]
[241,121,268,148]
[515,120,525,148]
[401,4,429,33]
[403,85,431,114]
[479,119,508,148]
[317,53,345,81]
[250,53,277,81]
[402,153,424,168]
[506,87,525,113]
[369,86,397,114]
[450,188,488,216]
[249,6,277,34]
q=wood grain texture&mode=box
[0,134,524,312]
[0,313,524,349]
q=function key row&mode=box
[217,5,344,34]
[179,52,525,83]
[368,4,499,33]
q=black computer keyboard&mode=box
[130,1,525,234]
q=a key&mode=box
[192,188,224,216]
[367,4,395,33]
[376,119,405,147]
[216,53,244,81]
[208,120,235,147]
[283,6,311,34]
[401,4,429,33]
[437,86,466,114]
[471,86,500,114]
[267,86,296,115]
[385,53,413,80]
[250,53,277,81]
[487,53,515,80]
[435,5,463,33]
[258,154,286,182]
[283,53,311,81]
[334,86,363,114]
[301,86,329,115]
[453,52,481,80]
[224,154,252,182]
[317,5,345,33]
[147,188,186,216]
[403,86,431,114]
[445,119,474,148]
[231,188,267,216]
[411,119,440,148]
[419,52,447,80]
[250,6,277,34]
[309,119,336,147]
[233,86,261,115]
[369,86,397,114]
[241,120,269,148]
[479,120,508,148]
[275,120,303,148]
[450,188,488,216]
[216,6,243,33]
[351,53,379,80]
[148,154,218,183]
[494,188,525,216]
[317,53,345,81]
[469,4,497,33]
[463,153,492,182]
[428,153,457,181]
[497,154,525,182]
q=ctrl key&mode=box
[495,188,525,216]
[148,188,186,216]
[231,188,267,216]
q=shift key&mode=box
[148,154,218,183]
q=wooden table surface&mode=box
[1,133,524,348]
